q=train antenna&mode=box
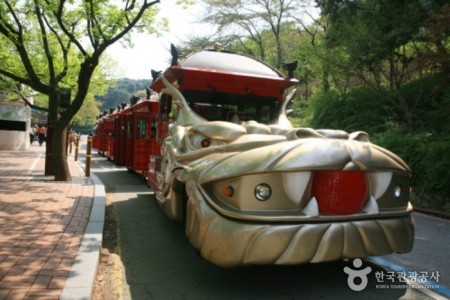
[170,44,179,66]
[282,61,298,78]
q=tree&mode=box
[417,3,450,78]
[200,0,312,69]
[315,0,449,128]
[95,78,151,112]
[0,0,164,181]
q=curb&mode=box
[60,161,105,300]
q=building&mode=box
[0,98,32,150]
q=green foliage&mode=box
[289,97,313,127]
[199,0,308,68]
[96,78,151,111]
[71,94,101,127]
[400,75,450,135]
[320,0,426,67]
[372,129,450,211]
[71,125,95,134]
[308,87,395,133]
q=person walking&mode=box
[37,124,46,146]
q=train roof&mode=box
[182,50,285,78]
[150,50,298,98]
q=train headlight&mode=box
[255,183,271,201]
[394,185,402,198]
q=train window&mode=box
[182,90,279,124]
[160,94,172,122]
[120,124,126,138]
[136,117,148,140]
[151,115,157,140]
[127,119,133,139]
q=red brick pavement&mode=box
[0,145,94,300]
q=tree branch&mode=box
[41,4,71,82]
[34,0,56,83]
[53,0,87,57]
[0,70,32,87]
[15,92,49,112]
[0,1,50,94]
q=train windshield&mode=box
[182,90,279,124]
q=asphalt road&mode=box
[383,213,450,288]
[77,137,448,300]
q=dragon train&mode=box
[93,46,414,267]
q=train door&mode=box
[105,117,115,161]
[132,112,150,176]
[147,113,162,189]
[124,114,133,170]
[97,121,107,155]
[115,115,126,165]
[147,95,171,191]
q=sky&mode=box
[106,1,207,80]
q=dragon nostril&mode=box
[311,171,367,215]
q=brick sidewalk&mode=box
[0,145,94,299]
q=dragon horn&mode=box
[274,88,296,129]
[160,75,206,126]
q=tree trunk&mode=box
[322,67,330,92]
[52,123,71,181]
[395,85,415,129]
[44,91,72,181]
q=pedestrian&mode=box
[37,124,46,146]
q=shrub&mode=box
[309,87,395,134]
[373,128,450,212]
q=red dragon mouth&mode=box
[311,171,367,215]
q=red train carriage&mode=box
[93,94,165,178]
[123,96,162,177]
[93,112,112,156]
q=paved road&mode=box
[78,137,448,299]
[383,213,450,288]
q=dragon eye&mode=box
[255,183,271,201]
[201,139,211,147]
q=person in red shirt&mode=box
[37,124,46,146]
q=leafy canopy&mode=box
[0,0,167,180]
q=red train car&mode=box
[123,96,162,177]
[93,112,112,156]
[93,94,167,178]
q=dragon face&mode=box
[155,75,414,267]
[164,119,411,222]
